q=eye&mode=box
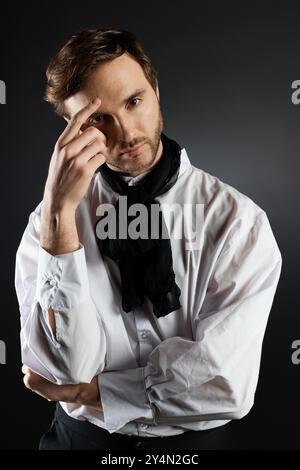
[129,97,141,107]
[89,114,105,124]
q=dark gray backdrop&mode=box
[0,1,298,449]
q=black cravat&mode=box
[95,133,182,318]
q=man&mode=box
[15,28,282,450]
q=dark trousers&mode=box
[39,403,239,450]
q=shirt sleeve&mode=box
[15,203,107,385]
[99,210,282,433]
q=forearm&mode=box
[39,98,106,256]
[40,199,80,255]
[40,201,80,338]
[22,366,103,411]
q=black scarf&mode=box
[95,133,182,318]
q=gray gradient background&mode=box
[0,1,298,449]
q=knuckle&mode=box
[96,135,105,146]
[88,155,104,173]
[86,125,99,135]
[72,159,85,175]
[56,134,65,146]
[55,138,61,149]
[72,157,81,168]
[55,140,63,154]
[71,115,79,126]
[86,126,100,139]
[95,129,105,141]
[23,373,32,390]
[61,146,71,160]
[86,125,97,134]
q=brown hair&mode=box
[44,28,158,117]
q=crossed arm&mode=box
[16,163,282,431]
[22,364,102,410]
[19,100,109,401]
[20,209,283,428]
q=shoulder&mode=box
[187,163,266,229]
[182,163,281,259]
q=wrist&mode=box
[60,383,82,404]
[40,203,80,255]
[42,195,76,218]
[75,380,102,411]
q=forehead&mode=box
[64,52,151,117]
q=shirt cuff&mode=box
[99,366,156,434]
[36,243,90,310]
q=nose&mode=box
[112,112,137,146]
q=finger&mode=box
[59,98,101,147]
[76,139,107,165]
[22,364,30,374]
[64,126,106,160]
[86,153,106,173]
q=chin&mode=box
[121,161,149,174]
[114,150,155,172]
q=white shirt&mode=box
[14,146,282,437]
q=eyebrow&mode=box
[91,88,147,116]
[122,88,146,105]
[65,88,147,121]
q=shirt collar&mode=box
[178,147,191,178]
[118,147,191,187]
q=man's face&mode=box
[63,52,164,177]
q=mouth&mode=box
[120,142,146,157]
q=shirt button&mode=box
[49,278,58,287]
[140,331,148,339]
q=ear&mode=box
[155,83,160,102]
